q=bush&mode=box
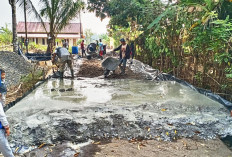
[27,42,47,52]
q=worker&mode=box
[80,40,86,58]
[99,39,104,59]
[113,38,131,74]
[0,69,15,157]
[52,43,74,78]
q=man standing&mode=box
[81,40,86,57]
[99,39,104,58]
[113,38,130,74]
[0,69,15,157]
[52,43,74,78]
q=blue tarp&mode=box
[25,53,51,61]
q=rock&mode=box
[0,51,34,86]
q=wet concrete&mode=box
[5,77,232,153]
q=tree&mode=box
[99,33,110,46]
[17,0,49,53]
[84,29,94,45]
[8,0,17,52]
[88,0,232,101]
[87,0,110,20]
[41,0,84,53]
[0,25,13,45]
[18,0,84,53]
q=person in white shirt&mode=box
[0,69,15,157]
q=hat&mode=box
[120,38,125,42]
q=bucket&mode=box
[72,46,78,54]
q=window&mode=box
[36,38,38,44]
[42,38,45,45]
[33,38,35,42]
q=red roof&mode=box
[17,22,83,34]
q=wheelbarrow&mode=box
[101,57,120,77]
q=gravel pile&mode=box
[0,51,33,86]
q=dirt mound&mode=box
[77,59,143,79]
[77,59,104,78]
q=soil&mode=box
[77,59,143,80]
[14,138,232,157]
[80,138,232,157]
[77,59,104,78]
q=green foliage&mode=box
[21,69,43,83]
[218,0,232,19]
[147,7,174,30]
[88,0,232,99]
[99,34,110,46]
[194,72,203,83]
[0,25,12,45]
[87,0,109,20]
[39,0,84,33]
[77,39,82,45]
[28,42,47,52]
[84,29,94,45]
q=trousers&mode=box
[0,129,14,157]
[119,58,127,67]
[58,60,73,73]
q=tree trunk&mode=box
[160,54,163,72]
[202,57,207,88]
[47,32,56,54]
[193,53,198,84]
[9,0,18,52]
[24,0,28,53]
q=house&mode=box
[17,22,83,47]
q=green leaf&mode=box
[226,74,232,78]
[165,48,168,52]
[147,8,172,30]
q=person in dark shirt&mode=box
[81,40,86,57]
[113,38,130,74]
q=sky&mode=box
[0,0,109,35]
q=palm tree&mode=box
[8,0,17,52]
[17,0,84,53]
[40,0,84,53]
[17,0,48,53]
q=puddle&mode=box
[6,78,232,154]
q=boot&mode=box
[104,69,110,77]
[120,67,125,75]
[71,69,74,79]
[119,65,123,73]
[59,71,64,79]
